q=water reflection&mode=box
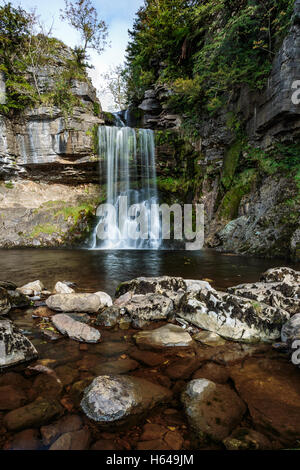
[0,248,299,296]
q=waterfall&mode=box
[92,125,161,250]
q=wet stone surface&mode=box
[0,273,300,451]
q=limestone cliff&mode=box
[137,1,300,261]
[0,42,103,246]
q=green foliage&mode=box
[0,2,92,117]
[125,0,295,124]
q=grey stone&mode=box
[0,320,38,368]
[181,379,246,442]
[52,314,100,343]
[134,324,193,349]
[81,375,172,424]
[46,293,101,313]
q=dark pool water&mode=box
[1,248,299,295]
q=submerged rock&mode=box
[0,320,38,368]
[193,331,226,347]
[223,427,272,450]
[46,293,101,313]
[134,324,193,349]
[17,280,44,296]
[4,397,63,431]
[181,379,246,442]
[178,285,289,343]
[80,375,172,425]
[49,429,91,451]
[52,314,100,343]
[41,414,83,446]
[229,358,300,445]
[54,282,75,294]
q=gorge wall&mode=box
[0,43,106,247]
[136,1,300,261]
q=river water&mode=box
[1,248,299,295]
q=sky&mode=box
[10,0,144,110]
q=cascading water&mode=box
[91,125,161,250]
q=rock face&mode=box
[134,324,193,349]
[0,320,38,368]
[52,314,100,343]
[181,379,246,442]
[178,284,289,343]
[228,281,300,316]
[229,358,300,445]
[0,288,11,315]
[260,267,300,284]
[80,375,172,425]
[46,293,101,313]
[122,294,174,325]
[0,181,99,248]
[116,276,186,299]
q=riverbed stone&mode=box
[17,280,44,296]
[0,385,27,410]
[178,285,289,343]
[192,363,229,384]
[94,291,113,308]
[0,320,38,368]
[116,276,186,298]
[41,414,83,446]
[46,293,101,313]
[228,281,300,316]
[8,429,41,451]
[49,429,91,450]
[96,306,120,327]
[123,294,174,323]
[281,314,300,343]
[4,397,63,431]
[0,287,11,315]
[93,358,139,376]
[54,282,75,294]
[260,267,300,284]
[181,379,246,442]
[229,358,300,445]
[80,375,172,425]
[134,324,193,350]
[223,427,273,450]
[194,331,227,347]
[52,314,100,343]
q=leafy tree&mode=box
[125,0,295,126]
[60,0,108,61]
